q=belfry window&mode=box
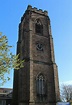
[35,19,43,34]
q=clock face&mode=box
[36,43,43,51]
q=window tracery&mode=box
[36,74,46,101]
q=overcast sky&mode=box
[0,0,72,88]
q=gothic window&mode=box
[36,74,46,101]
[35,19,43,34]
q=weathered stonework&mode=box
[12,5,60,105]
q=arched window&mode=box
[35,19,43,34]
[36,74,46,97]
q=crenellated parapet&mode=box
[27,5,48,16]
[21,5,48,22]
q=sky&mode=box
[0,0,72,88]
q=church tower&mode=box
[12,5,60,105]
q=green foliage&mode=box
[0,32,24,85]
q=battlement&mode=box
[27,5,48,16]
[21,5,48,22]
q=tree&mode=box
[60,84,72,102]
[0,32,24,85]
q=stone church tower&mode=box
[12,5,60,105]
